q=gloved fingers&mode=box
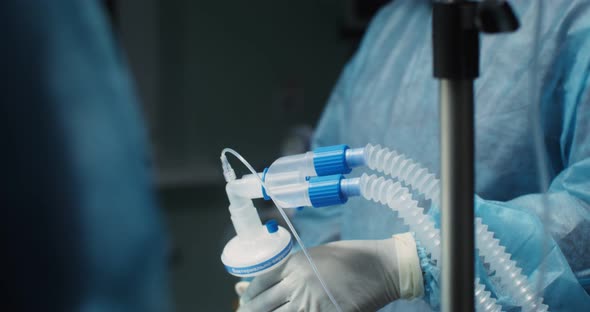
[240,268,283,302]
[237,279,291,312]
[235,281,250,297]
[269,301,292,312]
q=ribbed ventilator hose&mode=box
[360,174,502,312]
[364,144,548,312]
[475,278,502,312]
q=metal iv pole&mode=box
[432,1,519,311]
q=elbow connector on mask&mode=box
[221,179,292,278]
[220,174,360,277]
[220,147,363,278]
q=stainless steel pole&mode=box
[440,79,475,312]
[433,1,518,311]
[432,1,477,310]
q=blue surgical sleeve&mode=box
[294,1,590,310]
[421,26,590,311]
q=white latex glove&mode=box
[237,233,423,312]
[235,281,250,297]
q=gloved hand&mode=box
[237,233,424,312]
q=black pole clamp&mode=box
[433,1,520,80]
[433,2,480,80]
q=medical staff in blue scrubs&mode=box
[239,1,590,311]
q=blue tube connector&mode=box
[313,145,351,176]
[308,174,347,207]
[308,175,361,208]
[313,145,366,176]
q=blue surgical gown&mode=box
[0,1,169,311]
[292,0,590,311]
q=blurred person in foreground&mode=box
[1,1,169,311]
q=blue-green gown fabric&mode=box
[292,0,590,311]
[0,1,169,311]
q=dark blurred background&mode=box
[105,0,387,310]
